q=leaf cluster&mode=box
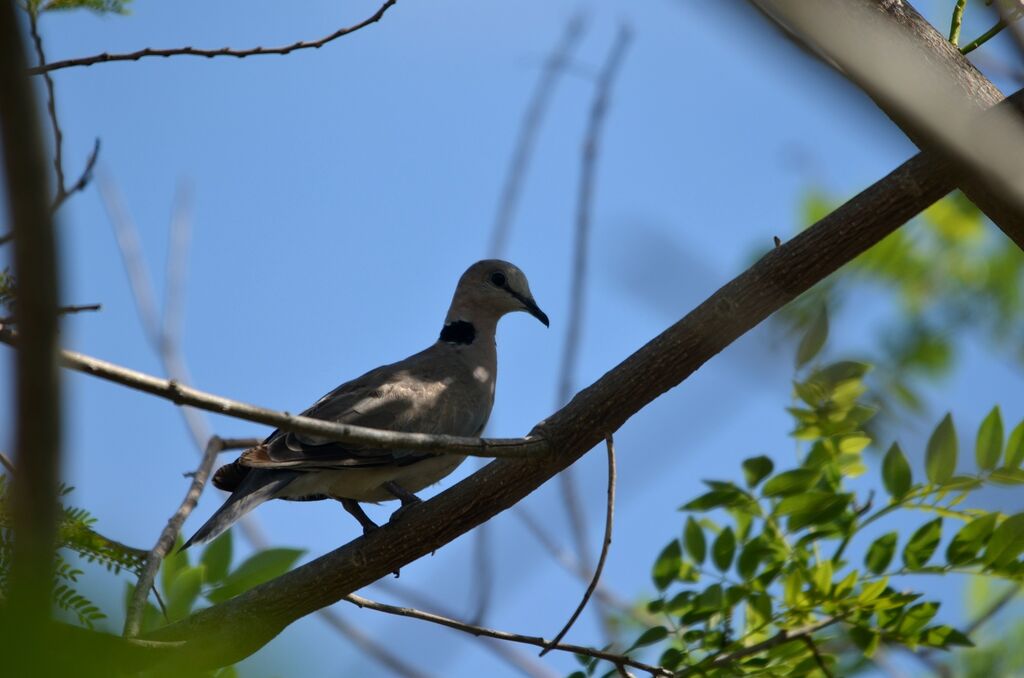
[581,361,1024,677]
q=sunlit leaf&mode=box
[976,407,1003,471]
[762,469,820,497]
[925,414,957,484]
[882,442,912,498]
[652,541,682,591]
[1006,420,1024,468]
[903,519,943,569]
[866,533,897,574]
[684,517,706,565]
[983,513,1024,568]
[742,456,774,488]
[712,527,736,572]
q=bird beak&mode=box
[514,292,549,327]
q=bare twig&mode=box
[488,13,586,258]
[513,508,638,616]
[0,303,101,325]
[317,608,436,678]
[0,0,62,658]
[344,594,673,677]
[373,580,559,678]
[801,635,834,678]
[0,326,550,459]
[556,23,631,639]
[966,583,1021,635]
[52,138,100,212]
[27,0,398,76]
[124,435,240,637]
[27,9,63,195]
[541,434,616,656]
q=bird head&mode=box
[447,259,549,328]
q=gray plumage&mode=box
[183,260,547,548]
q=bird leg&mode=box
[383,481,422,507]
[383,481,422,524]
[340,498,379,535]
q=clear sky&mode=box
[3,0,1024,676]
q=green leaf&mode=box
[683,517,706,564]
[796,305,829,366]
[920,625,973,649]
[166,565,205,622]
[926,414,957,484]
[776,491,849,531]
[983,513,1024,568]
[946,514,998,565]
[762,468,820,497]
[742,456,774,488]
[712,527,736,572]
[205,548,304,604]
[976,407,1003,471]
[201,531,233,584]
[882,442,912,498]
[903,519,943,569]
[628,626,668,651]
[866,533,897,574]
[812,559,833,595]
[1006,420,1024,468]
[849,626,880,657]
[680,489,742,512]
[897,602,939,636]
[652,541,682,591]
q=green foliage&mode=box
[0,476,146,627]
[128,530,306,635]
[611,363,1024,677]
[779,191,1024,424]
[28,0,131,15]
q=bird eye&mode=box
[490,272,507,287]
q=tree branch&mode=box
[26,0,398,76]
[541,434,616,655]
[124,435,253,638]
[0,0,62,667]
[757,0,1024,251]
[0,326,549,459]
[138,133,968,667]
[343,594,672,677]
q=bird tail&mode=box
[181,471,295,550]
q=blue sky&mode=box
[3,0,1024,676]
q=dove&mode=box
[182,259,548,548]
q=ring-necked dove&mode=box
[183,259,548,548]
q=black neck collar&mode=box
[439,320,476,345]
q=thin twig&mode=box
[317,608,436,678]
[52,138,100,212]
[949,0,968,46]
[0,303,101,325]
[344,593,673,677]
[374,579,559,678]
[541,433,616,656]
[488,13,586,258]
[0,451,14,475]
[556,22,632,640]
[27,9,64,197]
[0,325,550,459]
[960,5,1023,55]
[123,435,229,637]
[27,0,398,76]
[801,635,834,678]
[513,508,639,617]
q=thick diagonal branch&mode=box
[143,141,960,668]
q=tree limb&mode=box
[26,0,398,76]
[343,593,672,677]
[139,137,965,668]
[0,0,62,669]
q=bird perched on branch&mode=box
[183,260,548,548]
